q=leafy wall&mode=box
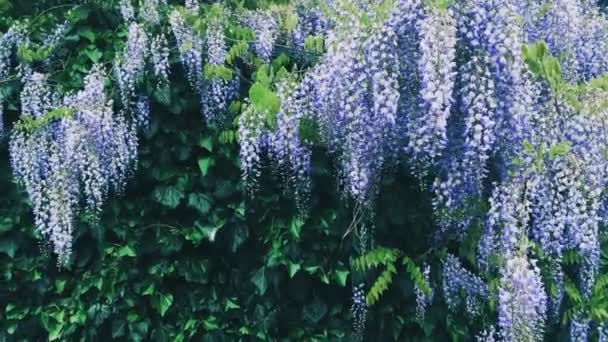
[2,0,608,341]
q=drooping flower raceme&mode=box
[267,78,313,213]
[245,10,279,63]
[10,66,138,265]
[41,21,69,50]
[238,102,268,194]
[442,254,488,317]
[185,0,199,13]
[150,33,170,86]
[119,0,135,22]
[415,264,433,325]
[201,18,239,127]
[0,24,26,81]
[116,23,149,115]
[498,255,547,342]
[570,311,592,342]
[407,6,457,172]
[170,9,204,94]
[351,282,367,342]
[140,0,162,26]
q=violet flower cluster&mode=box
[414,264,433,325]
[169,9,204,93]
[150,33,170,86]
[442,254,488,317]
[497,255,547,342]
[351,282,367,342]
[407,6,457,172]
[116,22,149,120]
[9,67,138,265]
[201,18,239,127]
[245,10,279,63]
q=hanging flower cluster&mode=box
[0,23,26,136]
[235,1,608,338]
[290,3,329,50]
[116,23,149,113]
[9,67,138,265]
[442,254,488,317]
[201,16,239,127]
[414,264,433,325]
[407,6,456,172]
[3,0,608,339]
[170,9,203,92]
[351,282,367,342]
[244,10,279,63]
[498,254,547,341]
[150,33,170,86]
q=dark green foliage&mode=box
[0,3,437,339]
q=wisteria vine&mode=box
[3,0,608,340]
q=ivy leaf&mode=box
[85,48,103,63]
[154,83,171,105]
[153,186,184,208]
[55,279,67,294]
[289,217,304,240]
[229,224,249,252]
[333,269,349,287]
[302,297,327,324]
[117,246,136,257]
[152,292,173,317]
[199,136,214,152]
[197,221,224,242]
[224,298,240,310]
[203,316,220,330]
[77,27,96,42]
[0,238,18,258]
[288,262,301,278]
[197,157,215,177]
[251,267,267,295]
[69,6,90,22]
[142,283,155,296]
[111,320,126,338]
[187,193,212,214]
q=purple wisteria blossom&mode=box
[498,255,547,341]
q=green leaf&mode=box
[153,186,184,208]
[224,298,240,310]
[204,225,224,242]
[302,297,327,324]
[55,279,67,294]
[251,267,267,295]
[118,245,136,257]
[111,320,126,338]
[154,83,171,105]
[549,140,572,159]
[203,316,219,330]
[229,224,249,252]
[289,217,304,240]
[288,262,301,278]
[197,157,215,176]
[249,83,280,127]
[0,238,18,258]
[142,283,155,296]
[187,193,212,214]
[69,6,91,22]
[85,48,102,63]
[152,292,173,317]
[199,136,214,152]
[333,269,349,287]
[77,27,96,42]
